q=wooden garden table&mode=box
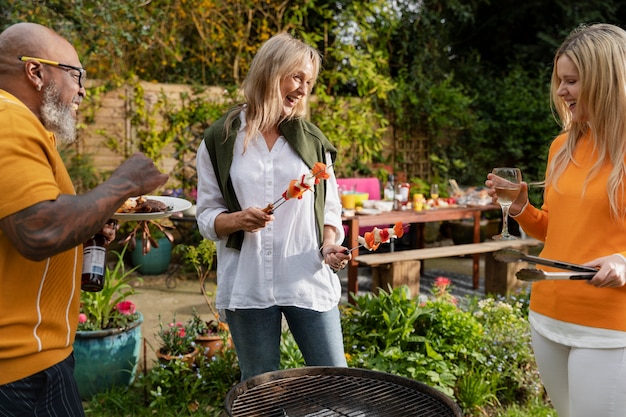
[342,205,499,301]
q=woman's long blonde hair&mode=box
[549,23,626,220]
[226,32,321,151]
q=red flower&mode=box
[115,300,136,315]
[434,277,451,287]
[78,313,87,324]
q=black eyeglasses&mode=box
[19,56,87,89]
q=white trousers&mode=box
[531,326,626,417]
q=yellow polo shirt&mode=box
[0,90,81,384]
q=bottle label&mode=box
[83,245,106,275]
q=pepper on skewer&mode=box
[263,162,331,214]
[347,222,406,253]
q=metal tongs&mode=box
[493,248,597,282]
[515,268,596,282]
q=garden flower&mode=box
[432,276,457,304]
[115,300,136,315]
[157,316,196,356]
[78,313,87,324]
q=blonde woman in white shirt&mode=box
[196,32,350,381]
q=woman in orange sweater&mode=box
[487,23,626,417]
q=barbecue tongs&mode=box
[493,248,597,282]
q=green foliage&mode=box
[174,239,217,283]
[468,296,543,406]
[279,330,305,369]
[84,350,240,416]
[341,285,546,415]
[310,92,390,178]
[162,88,238,193]
[82,284,550,416]
[156,314,197,357]
[58,148,101,194]
[447,66,554,205]
[78,245,140,331]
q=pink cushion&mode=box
[337,177,386,240]
[336,178,381,200]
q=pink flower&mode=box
[78,313,87,324]
[434,277,451,287]
[115,300,136,315]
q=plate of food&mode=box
[112,196,192,221]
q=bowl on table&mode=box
[353,193,369,207]
[374,200,394,212]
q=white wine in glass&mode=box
[491,167,522,240]
[430,184,439,200]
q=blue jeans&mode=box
[0,353,84,417]
[225,306,347,381]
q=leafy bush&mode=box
[84,283,548,416]
[341,283,546,415]
[85,349,240,416]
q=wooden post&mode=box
[484,253,530,295]
[371,260,421,297]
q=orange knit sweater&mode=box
[516,131,626,331]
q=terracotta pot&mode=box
[195,333,233,359]
[155,346,200,368]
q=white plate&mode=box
[112,196,192,221]
[356,208,382,215]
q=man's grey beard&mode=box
[40,82,77,144]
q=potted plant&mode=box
[155,314,200,367]
[121,220,175,275]
[175,239,233,358]
[187,309,233,359]
[73,244,143,400]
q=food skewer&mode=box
[262,162,332,214]
[344,244,364,254]
[515,268,596,282]
[493,248,597,273]
[350,222,405,252]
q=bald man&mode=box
[0,23,168,415]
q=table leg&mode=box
[472,211,481,289]
[417,223,425,276]
[346,217,359,304]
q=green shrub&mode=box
[84,349,240,416]
[341,283,546,415]
[84,284,548,416]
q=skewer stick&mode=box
[262,163,333,214]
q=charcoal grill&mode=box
[225,367,462,417]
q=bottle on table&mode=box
[384,174,395,201]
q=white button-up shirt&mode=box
[196,115,344,313]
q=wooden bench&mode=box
[356,238,543,296]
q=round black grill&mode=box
[225,367,462,417]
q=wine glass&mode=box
[491,167,522,240]
[430,184,439,200]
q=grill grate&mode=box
[226,367,462,417]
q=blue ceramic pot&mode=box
[73,313,143,400]
[130,237,172,275]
